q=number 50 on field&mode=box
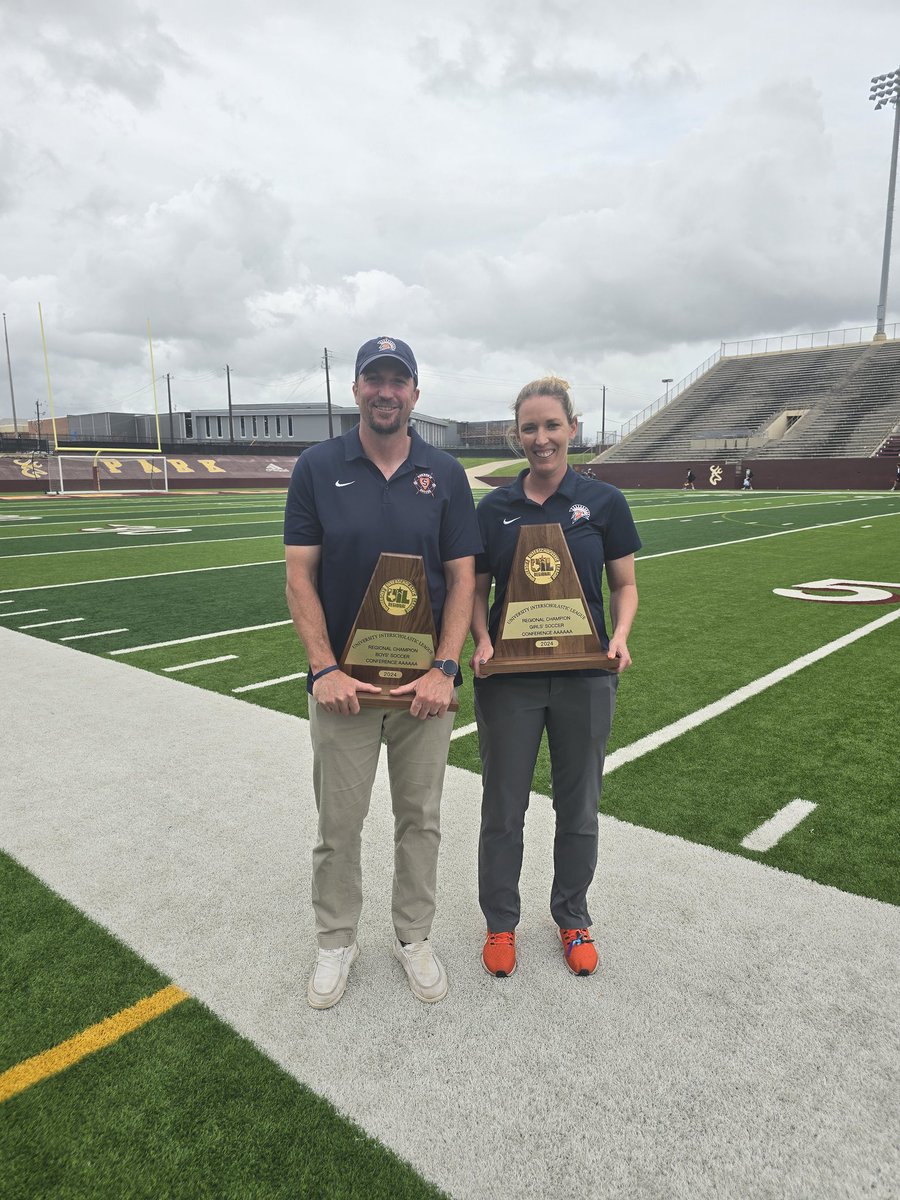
[774,578,900,604]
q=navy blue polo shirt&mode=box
[284,425,482,689]
[475,467,641,664]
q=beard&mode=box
[363,405,407,436]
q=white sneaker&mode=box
[392,938,448,1003]
[307,942,359,1009]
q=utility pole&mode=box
[225,364,235,443]
[166,373,174,446]
[35,400,44,450]
[600,384,607,450]
[3,313,18,435]
[323,347,334,438]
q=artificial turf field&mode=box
[1,483,899,1198]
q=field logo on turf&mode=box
[80,524,193,536]
[773,578,900,604]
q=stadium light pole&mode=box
[869,66,900,341]
[662,377,673,404]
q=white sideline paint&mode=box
[18,617,84,629]
[232,671,307,693]
[604,606,900,773]
[742,800,817,852]
[0,558,283,594]
[61,628,130,641]
[1,608,48,616]
[110,619,293,655]
[4,532,279,559]
[635,496,876,524]
[164,655,239,672]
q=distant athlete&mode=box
[742,469,754,491]
[683,468,696,490]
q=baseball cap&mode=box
[355,336,418,384]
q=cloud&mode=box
[2,0,190,109]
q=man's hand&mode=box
[390,669,456,720]
[605,634,632,673]
[312,668,381,715]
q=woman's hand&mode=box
[470,638,494,679]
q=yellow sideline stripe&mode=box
[0,984,189,1103]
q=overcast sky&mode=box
[2,0,899,440]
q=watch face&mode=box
[437,659,458,676]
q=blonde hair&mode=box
[509,377,577,452]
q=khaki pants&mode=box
[308,696,456,949]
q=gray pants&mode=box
[308,696,455,949]
[474,673,618,932]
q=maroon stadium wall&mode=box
[572,459,896,490]
[0,454,299,493]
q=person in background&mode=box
[470,376,640,980]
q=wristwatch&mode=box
[432,658,459,678]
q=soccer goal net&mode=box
[53,454,170,495]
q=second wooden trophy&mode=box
[339,552,459,710]
[480,523,616,675]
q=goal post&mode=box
[53,453,170,495]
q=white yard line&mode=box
[450,722,478,741]
[634,496,869,524]
[232,672,307,693]
[4,533,280,559]
[742,800,818,852]
[604,606,900,773]
[18,617,85,629]
[61,628,130,641]
[0,559,284,594]
[110,620,293,655]
[1,608,48,617]
[638,510,898,562]
[164,655,239,672]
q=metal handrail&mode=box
[721,323,899,356]
[617,347,723,439]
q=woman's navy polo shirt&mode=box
[284,425,482,689]
[475,467,641,666]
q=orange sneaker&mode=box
[482,930,517,977]
[559,928,598,976]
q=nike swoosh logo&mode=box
[335,480,355,488]
[503,517,521,525]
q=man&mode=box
[284,336,480,1010]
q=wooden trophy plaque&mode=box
[480,523,616,675]
[339,553,459,710]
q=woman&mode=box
[470,377,640,978]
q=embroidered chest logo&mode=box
[413,472,437,497]
[569,504,591,524]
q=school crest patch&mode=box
[413,472,437,497]
[569,504,591,524]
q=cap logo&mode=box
[377,338,397,352]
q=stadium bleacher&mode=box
[603,340,900,463]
